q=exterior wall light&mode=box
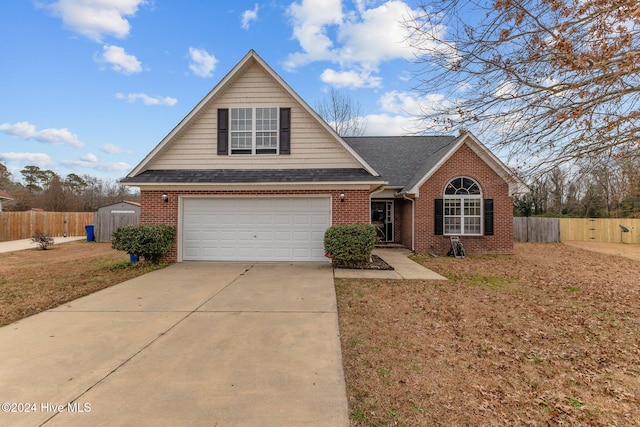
[162,193,169,203]
[340,192,345,202]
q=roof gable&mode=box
[346,133,525,196]
[404,132,525,196]
[127,50,378,178]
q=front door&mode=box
[371,201,393,242]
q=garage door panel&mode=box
[311,214,328,224]
[255,215,274,225]
[274,215,292,225]
[274,231,291,241]
[237,214,255,225]
[293,214,312,225]
[182,197,330,261]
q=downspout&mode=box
[402,193,415,252]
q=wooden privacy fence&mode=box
[559,218,640,244]
[0,212,95,241]
[514,217,560,242]
[93,212,140,242]
[515,217,640,243]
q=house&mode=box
[0,189,13,212]
[121,50,523,263]
[97,200,141,215]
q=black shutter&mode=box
[279,107,291,155]
[434,198,444,235]
[484,199,494,235]
[217,109,229,155]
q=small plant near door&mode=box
[30,230,55,250]
[324,224,376,267]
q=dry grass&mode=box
[336,242,640,426]
[0,240,164,326]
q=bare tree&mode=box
[405,0,640,174]
[316,88,366,136]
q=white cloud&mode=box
[285,1,434,89]
[81,153,98,162]
[100,143,123,154]
[494,81,518,99]
[337,1,416,65]
[98,45,142,74]
[361,114,422,135]
[61,158,131,172]
[285,0,343,68]
[46,0,146,42]
[188,47,217,78]
[320,68,381,88]
[0,121,84,148]
[379,90,451,116]
[115,92,178,106]
[241,4,259,30]
[360,90,459,135]
[0,152,55,168]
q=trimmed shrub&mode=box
[324,223,376,266]
[31,230,54,250]
[111,224,176,264]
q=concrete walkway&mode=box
[333,248,448,280]
[0,262,349,426]
[0,236,86,253]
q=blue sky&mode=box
[0,0,451,182]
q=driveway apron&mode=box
[0,262,349,427]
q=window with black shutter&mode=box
[438,177,486,236]
[217,107,290,155]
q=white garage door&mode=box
[182,197,331,261]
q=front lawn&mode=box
[0,240,164,326]
[336,242,640,426]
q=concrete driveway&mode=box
[0,262,348,426]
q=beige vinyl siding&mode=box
[148,62,362,170]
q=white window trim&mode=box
[443,177,483,236]
[229,106,279,155]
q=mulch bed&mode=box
[333,254,394,270]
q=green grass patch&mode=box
[566,397,584,408]
[378,368,391,377]
[351,406,367,423]
[527,354,543,363]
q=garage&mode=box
[181,197,331,261]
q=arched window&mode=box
[443,177,482,235]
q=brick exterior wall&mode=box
[140,189,370,262]
[412,143,514,255]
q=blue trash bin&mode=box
[85,224,95,242]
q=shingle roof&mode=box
[343,136,458,189]
[121,168,384,184]
[0,189,13,200]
